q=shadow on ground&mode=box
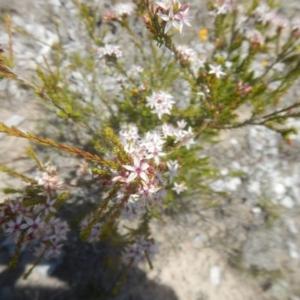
[0,238,178,300]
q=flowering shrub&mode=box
[1,0,300,294]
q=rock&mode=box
[248,181,261,195]
[210,266,221,286]
[281,196,294,209]
[251,206,262,214]
[288,242,299,259]
[0,115,25,140]
[273,183,286,196]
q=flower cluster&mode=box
[35,163,62,196]
[1,198,69,259]
[161,120,196,150]
[112,118,195,219]
[146,91,175,119]
[34,217,69,259]
[114,129,169,208]
[0,164,70,261]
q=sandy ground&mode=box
[0,1,300,300]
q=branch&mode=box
[0,123,115,168]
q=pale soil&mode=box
[0,1,300,300]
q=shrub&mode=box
[0,0,300,294]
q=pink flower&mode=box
[123,157,150,183]
[119,123,140,142]
[142,131,166,164]
[21,216,45,237]
[174,3,191,33]
[146,147,166,165]
[5,215,24,242]
[237,81,252,95]
[40,197,56,215]
[6,199,29,217]
[157,3,191,33]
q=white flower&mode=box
[40,197,56,215]
[161,123,175,137]
[174,3,191,33]
[6,199,30,217]
[157,3,191,33]
[146,147,166,165]
[208,64,225,78]
[166,160,179,183]
[177,119,187,129]
[172,181,187,194]
[174,126,195,150]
